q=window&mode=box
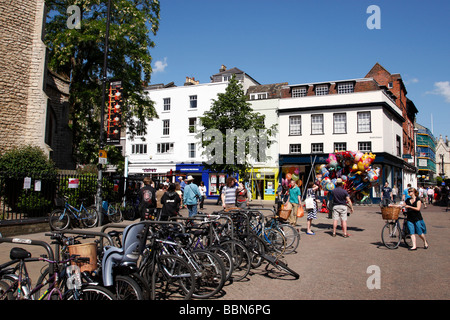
[188,143,196,158]
[311,143,323,153]
[292,87,307,98]
[315,84,329,96]
[189,95,197,109]
[357,111,371,133]
[396,135,401,157]
[136,121,146,136]
[157,143,174,154]
[358,141,372,152]
[333,113,347,134]
[163,98,171,111]
[188,118,197,133]
[334,142,347,152]
[388,82,393,88]
[337,82,354,94]
[289,144,301,154]
[131,144,147,154]
[162,119,170,135]
[223,75,231,82]
[311,114,324,134]
[250,93,268,100]
[289,116,301,135]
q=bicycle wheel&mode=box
[264,257,300,280]
[207,246,234,283]
[245,234,266,269]
[191,249,226,299]
[0,280,15,300]
[113,275,144,300]
[277,223,300,254]
[151,254,196,300]
[221,240,251,281]
[109,203,123,223]
[264,227,286,254]
[381,221,401,249]
[81,205,98,228]
[49,209,70,231]
[66,285,116,300]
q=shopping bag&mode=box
[305,197,315,210]
[278,202,292,220]
[297,205,304,218]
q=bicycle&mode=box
[102,200,124,223]
[381,212,412,249]
[49,196,98,231]
[0,237,116,300]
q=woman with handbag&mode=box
[305,181,319,235]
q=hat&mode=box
[185,175,195,181]
[336,178,343,184]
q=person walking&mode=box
[287,179,302,226]
[392,185,398,203]
[155,183,165,220]
[403,187,429,251]
[331,178,354,237]
[183,175,201,217]
[236,182,249,209]
[427,187,434,205]
[198,181,207,209]
[138,176,157,221]
[305,181,319,235]
[402,183,412,202]
[381,182,393,207]
[221,177,238,209]
[160,183,181,221]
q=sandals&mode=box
[306,231,315,235]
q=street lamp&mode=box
[96,0,112,226]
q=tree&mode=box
[198,75,277,179]
[44,0,160,164]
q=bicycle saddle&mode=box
[10,247,31,260]
[102,222,148,287]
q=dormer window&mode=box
[292,87,307,97]
[315,84,329,96]
[337,82,354,94]
[250,92,268,100]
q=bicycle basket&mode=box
[68,243,98,272]
[54,197,65,207]
[381,206,401,220]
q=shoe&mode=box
[343,234,350,238]
[424,244,429,249]
[306,231,315,235]
[409,247,417,251]
[332,233,336,237]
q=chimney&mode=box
[184,76,199,86]
[220,65,227,72]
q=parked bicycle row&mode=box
[0,207,300,300]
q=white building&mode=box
[125,66,260,198]
[278,77,410,200]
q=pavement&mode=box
[0,199,449,300]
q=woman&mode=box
[236,182,248,208]
[305,181,319,235]
[199,181,207,209]
[404,188,429,251]
[221,177,238,209]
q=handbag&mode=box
[297,205,304,218]
[305,197,315,210]
[278,202,292,220]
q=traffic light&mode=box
[107,81,122,144]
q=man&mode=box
[183,175,201,217]
[138,176,156,220]
[402,183,412,202]
[160,183,181,221]
[288,179,302,226]
[381,182,393,207]
[331,178,354,237]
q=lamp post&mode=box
[96,0,112,226]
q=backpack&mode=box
[142,189,153,204]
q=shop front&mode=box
[246,167,279,201]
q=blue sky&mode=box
[148,0,450,139]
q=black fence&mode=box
[0,171,142,222]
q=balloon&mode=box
[292,174,299,181]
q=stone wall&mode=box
[0,0,50,155]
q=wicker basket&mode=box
[381,206,401,220]
[68,243,98,272]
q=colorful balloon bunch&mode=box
[316,151,380,197]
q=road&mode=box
[0,200,449,300]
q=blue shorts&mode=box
[406,220,427,235]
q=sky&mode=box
[148,0,450,140]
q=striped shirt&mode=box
[222,186,237,205]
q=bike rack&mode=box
[0,237,56,275]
